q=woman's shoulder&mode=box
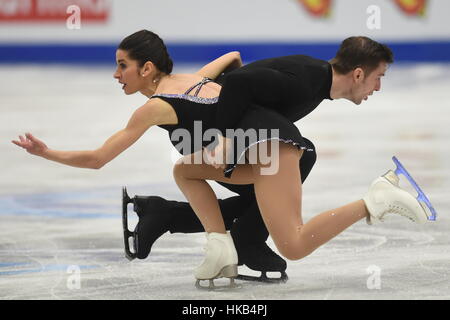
[141,96,178,125]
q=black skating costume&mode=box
[123,55,333,282]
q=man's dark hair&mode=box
[330,36,394,75]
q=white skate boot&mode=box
[194,232,239,290]
[363,156,437,225]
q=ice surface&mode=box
[1,63,449,300]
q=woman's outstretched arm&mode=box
[196,51,242,80]
[12,100,164,169]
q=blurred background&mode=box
[1,0,449,64]
[0,0,449,300]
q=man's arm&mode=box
[196,51,242,80]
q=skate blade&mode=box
[122,186,137,261]
[391,156,437,221]
[195,264,240,290]
[195,277,240,291]
[236,271,288,284]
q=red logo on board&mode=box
[394,0,426,16]
[0,0,110,22]
[297,0,332,18]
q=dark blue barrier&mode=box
[1,41,449,64]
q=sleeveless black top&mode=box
[150,78,221,155]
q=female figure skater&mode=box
[10,30,291,283]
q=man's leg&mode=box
[129,194,252,259]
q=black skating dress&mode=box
[150,55,333,178]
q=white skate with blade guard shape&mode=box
[195,232,239,290]
[363,156,437,225]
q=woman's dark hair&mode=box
[330,36,393,75]
[118,29,173,74]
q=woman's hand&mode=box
[203,135,232,169]
[12,133,48,157]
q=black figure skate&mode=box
[122,187,171,261]
[234,240,288,284]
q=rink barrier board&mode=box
[1,40,450,64]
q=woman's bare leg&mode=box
[173,151,255,234]
[174,145,370,261]
[251,143,369,260]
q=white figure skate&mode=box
[363,156,437,225]
[195,232,239,290]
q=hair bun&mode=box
[118,30,174,75]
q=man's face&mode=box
[351,62,388,105]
